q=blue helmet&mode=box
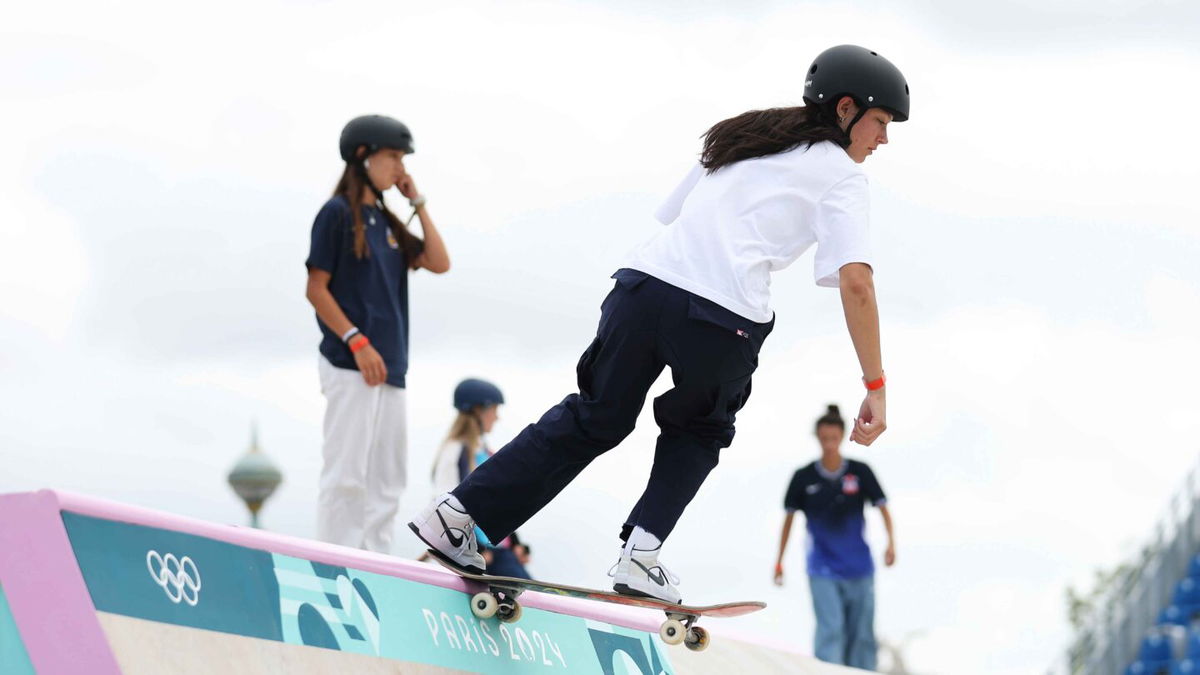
[453,379,504,412]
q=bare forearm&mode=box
[776,513,794,564]
[414,205,450,273]
[306,283,354,337]
[839,264,883,381]
[880,506,895,543]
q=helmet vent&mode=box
[870,51,878,56]
[810,64,819,74]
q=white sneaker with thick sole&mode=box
[407,493,486,573]
[610,545,682,604]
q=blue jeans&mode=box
[809,575,876,670]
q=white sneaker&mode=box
[610,545,682,604]
[407,494,486,573]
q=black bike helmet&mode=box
[339,114,414,162]
[454,379,505,413]
[803,45,910,123]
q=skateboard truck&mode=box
[469,587,523,624]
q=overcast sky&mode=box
[3,1,1200,673]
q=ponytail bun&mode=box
[815,403,846,432]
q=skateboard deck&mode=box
[428,548,764,650]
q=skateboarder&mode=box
[410,44,908,602]
[306,114,451,553]
[773,404,895,670]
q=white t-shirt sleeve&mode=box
[812,173,872,287]
[653,162,704,225]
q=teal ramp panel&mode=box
[61,512,284,641]
[281,557,673,673]
[61,511,673,673]
[0,583,36,675]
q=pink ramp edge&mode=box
[0,491,123,675]
[47,489,668,635]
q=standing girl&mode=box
[774,404,896,670]
[306,114,450,552]
[410,45,907,602]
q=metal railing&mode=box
[1049,468,1200,675]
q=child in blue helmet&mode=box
[430,379,531,579]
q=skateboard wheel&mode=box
[659,618,686,645]
[685,626,710,652]
[470,592,498,619]
[498,602,523,623]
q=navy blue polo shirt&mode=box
[305,195,419,388]
[784,458,886,580]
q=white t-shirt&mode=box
[624,140,872,323]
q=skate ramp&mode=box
[0,490,858,674]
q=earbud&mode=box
[364,158,371,170]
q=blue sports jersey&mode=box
[784,459,886,580]
[305,195,420,388]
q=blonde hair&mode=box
[431,412,483,478]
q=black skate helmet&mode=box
[339,114,414,162]
[803,45,910,127]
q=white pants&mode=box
[316,356,408,553]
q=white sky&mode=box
[3,1,1200,672]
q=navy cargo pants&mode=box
[453,269,773,543]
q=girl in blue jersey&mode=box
[305,115,450,553]
[775,404,896,670]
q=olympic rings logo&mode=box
[146,550,202,606]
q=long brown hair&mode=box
[333,164,424,263]
[700,103,848,173]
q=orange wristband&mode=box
[864,373,886,391]
[349,335,370,353]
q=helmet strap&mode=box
[354,151,385,203]
[844,104,869,138]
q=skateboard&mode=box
[429,550,765,652]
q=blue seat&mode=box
[1188,630,1200,659]
[1188,554,1200,580]
[1128,660,1172,675]
[1126,660,1148,675]
[1165,605,1200,627]
[1172,659,1198,675]
[1180,579,1200,606]
[1141,634,1174,663]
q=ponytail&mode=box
[700,104,847,173]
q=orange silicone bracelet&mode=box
[349,335,370,353]
[864,373,886,391]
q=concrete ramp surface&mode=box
[0,490,858,674]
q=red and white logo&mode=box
[842,474,860,495]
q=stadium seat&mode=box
[1179,579,1200,606]
[1126,661,1148,675]
[1187,631,1200,659]
[1172,659,1198,675]
[1188,555,1200,580]
[1141,634,1175,663]
[1164,605,1200,628]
